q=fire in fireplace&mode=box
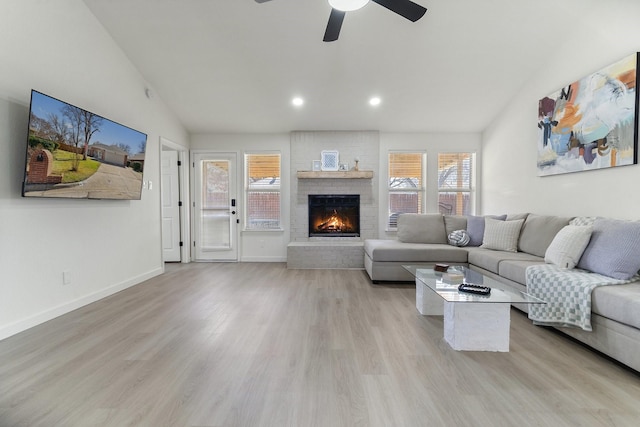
[308,194,360,237]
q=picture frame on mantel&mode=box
[312,160,321,171]
[321,150,339,171]
[537,52,639,177]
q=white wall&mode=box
[482,0,640,219]
[190,133,291,262]
[379,133,482,238]
[0,0,188,339]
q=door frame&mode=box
[160,137,190,264]
[190,150,241,262]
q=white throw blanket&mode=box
[525,264,638,331]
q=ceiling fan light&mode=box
[328,0,369,12]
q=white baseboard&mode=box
[0,267,163,341]
[240,256,287,262]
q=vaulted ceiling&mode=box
[83,0,600,134]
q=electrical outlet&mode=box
[62,271,72,285]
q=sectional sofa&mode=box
[363,213,640,372]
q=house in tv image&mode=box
[87,143,145,172]
[87,143,129,168]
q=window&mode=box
[245,153,281,230]
[437,153,475,216]
[387,152,425,229]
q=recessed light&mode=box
[292,97,304,107]
[369,96,381,106]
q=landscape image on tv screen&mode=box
[22,90,148,200]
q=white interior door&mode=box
[193,152,238,261]
[161,150,181,262]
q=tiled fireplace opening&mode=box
[308,194,360,237]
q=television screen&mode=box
[22,90,148,200]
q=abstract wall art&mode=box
[537,53,639,176]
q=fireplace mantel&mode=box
[297,170,373,179]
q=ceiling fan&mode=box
[255,0,427,42]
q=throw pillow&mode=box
[544,225,593,269]
[577,218,640,280]
[448,229,470,247]
[480,218,525,252]
[466,214,507,246]
[396,213,448,244]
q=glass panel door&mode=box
[193,152,237,261]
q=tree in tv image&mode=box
[23,91,148,200]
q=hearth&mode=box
[308,194,360,237]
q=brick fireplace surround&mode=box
[287,131,380,269]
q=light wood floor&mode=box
[1,263,639,427]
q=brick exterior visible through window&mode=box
[388,152,425,229]
[245,153,281,230]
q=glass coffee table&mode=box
[403,265,545,352]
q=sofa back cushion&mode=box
[577,218,640,280]
[518,214,573,257]
[397,213,447,244]
[444,215,467,236]
[506,213,530,221]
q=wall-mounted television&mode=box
[22,90,148,200]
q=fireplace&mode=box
[308,194,360,237]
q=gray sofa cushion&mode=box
[444,215,467,236]
[467,247,542,274]
[364,239,468,263]
[498,259,545,285]
[518,214,573,257]
[397,214,448,244]
[592,283,640,329]
[507,213,530,221]
[577,218,640,280]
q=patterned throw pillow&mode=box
[570,216,597,227]
[448,229,470,247]
[544,225,593,269]
[480,218,525,252]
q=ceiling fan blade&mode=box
[371,0,427,22]
[254,0,273,3]
[323,9,346,42]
